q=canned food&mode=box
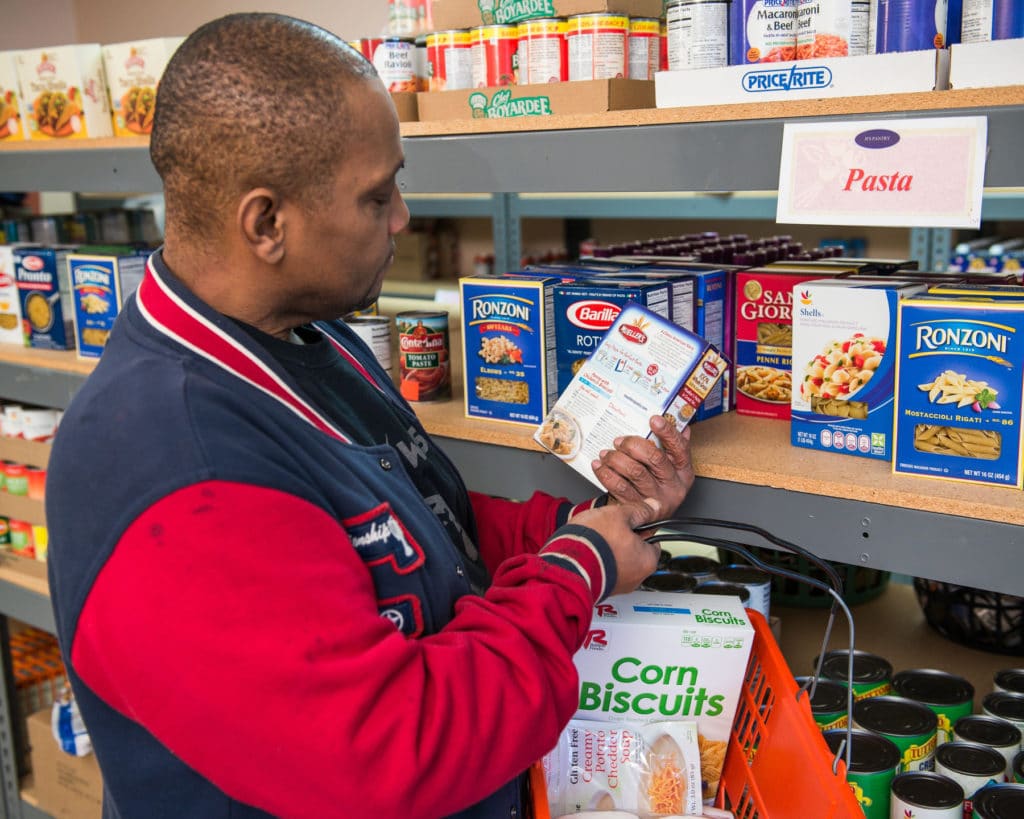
[872,0,950,53]
[372,37,419,92]
[796,0,870,58]
[659,20,669,71]
[1015,750,1024,783]
[961,0,1024,43]
[982,692,1024,748]
[891,771,964,817]
[426,30,473,91]
[640,570,698,593]
[565,14,629,81]
[354,38,383,62]
[471,25,518,87]
[852,695,938,772]
[516,18,567,84]
[628,18,661,80]
[3,462,27,496]
[666,0,730,70]
[344,315,393,376]
[26,467,45,500]
[994,670,1024,696]
[818,649,894,700]
[667,554,719,581]
[935,742,1005,815]
[729,0,798,64]
[8,519,33,557]
[971,782,1024,817]
[824,728,900,819]
[414,34,429,92]
[893,669,975,745]
[695,580,751,605]
[717,564,772,619]
[797,677,850,731]
[954,715,1022,780]
[396,311,451,402]
[0,516,9,548]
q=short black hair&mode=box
[150,13,376,244]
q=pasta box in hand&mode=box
[893,294,1024,488]
[535,301,726,487]
[791,279,926,460]
[14,246,75,350]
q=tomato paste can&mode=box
[396,310,450,402]
[797,677,850,730]
[796,0,871,58]
[935,742,1006,816]
[471,25,518,87]
[971,782,1024,817]
[344,315,393,376]
[853,695,938,772]
[666,0,730,70]
[824,728,901,819]
[426,30,473,91]
[628,17,661,80]
[729,0,798,64]
[954,715,1021,780]
[565,14,629,81]
[372,37,419,92]
[893,669,975,745]
[516,18,567,85]
[891,771,964,817]
[993,669,1024,696]
[962,0,1024,42]
[717,564,772,618]
[872,0,950,53]
[819,649,894,700]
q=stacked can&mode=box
[373,37,419,92]
[516,18,568,85]
[892,669,975,745]
[730,0,798,64]
[890,771,964,817]
[953,715,1021,781]
[961,0,1024,42]
[796,0,871,59]
[818,649,894,700]
[666,0,730,70]
[426,29,473,91]
[565,14,630,80]
[471,25,518,87]
[871,0,951,53]
[934,742,1005,815]
[628,18,662,80]
[343,315,393,376]
[852,696,938,772]
[352,38,383,63]
[824,728,901,819]
[796,677,850,730]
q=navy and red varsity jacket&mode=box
[45,251,619,819]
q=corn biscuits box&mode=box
[14,246,75,350]
[0,52,26,141]
[571,591,755,802]
[894,295,1024,488]
[102,37,184,137]
[14,44,112,140]
[791,279,926,460]
[69,252,146,359]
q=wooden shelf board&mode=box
[0,438,51,469]
[0,564,49,598]
[0,494,45,527]
[0,346,96,377]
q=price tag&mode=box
[776,116,988,228]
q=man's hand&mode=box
[592,415,695,516]
[570,497,663,596]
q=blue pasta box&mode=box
[460,274,558,426]
[553,279,671,397]
[893,294,1024,488]
[13,245,75,350]
[791,279,927,460]
[535,302,727,488]
[68,251,147,358]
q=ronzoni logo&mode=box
[743,64,832,93]
[73,265,112,287]
[913,320,1012,356]
[568,300,621,330]
[469,88,552,119]
[470,296,531,323]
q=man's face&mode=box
[282,78,409,319]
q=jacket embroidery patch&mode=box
[343,502,425,574]
[378,594,425,638]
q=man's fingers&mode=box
[650,415,693,470]
[627,496,661,530]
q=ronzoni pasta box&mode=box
[571,590,755,803]
[13,44,112,139]
[69,251,146,359]
[893,292,1024,488]
[0,52,27,140]
[534,302,726,487]
[102,37,184,137]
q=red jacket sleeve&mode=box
[71,481,613,819]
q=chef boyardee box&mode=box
[894,295,1024,488]
[572,590,755,802]
[553,279,670,396]
[461,274,557,426]
[791,279,926,460]
[68,252,146,358]
[14,246,74,349]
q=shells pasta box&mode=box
[14,44,112,140]
[102,38,183,137]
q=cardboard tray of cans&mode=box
[429,0,665,31]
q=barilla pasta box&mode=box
[553,279,671,396]
[102,37,184,137]
[572,590,755,802]
[14,246,75,350]
[534,302,726,487]
[461,274,557,426]
[0,245,27,345]
[68,251,146,358]
[734,268,841,420]
[0,52,26,141]
[791,279,927,460]
[14,44,112,139]
[894,295,1024,488]
[593,268,697,332]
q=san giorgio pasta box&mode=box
[791,278,926,460]
[893,293,1024,488]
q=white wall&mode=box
[0,0,77,49]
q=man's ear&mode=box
[237,188,285,264]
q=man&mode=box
[46,13,696,819]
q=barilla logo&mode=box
[855,129,900,150]
[36,54,56,76]
[469,89,552,119]
[125,48,145,71]
[470,295,532,324]
[73,265,112,287]
[912,319,1012,358]
[743,64,832,93]
[582,630,608,650]
[20,255,45,273]
[568,300,620,330]
[618,315,650,345]
[487,0,555,25]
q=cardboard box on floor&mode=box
[430,0,665,30]
[27,709,102,819]
[416,78,654,121]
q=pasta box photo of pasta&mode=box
[460,274,558,426]
[534,302,726,487]
[893,294,1024,488]
[69,252,146,359]
[791,278,927,460]
[14,245,75,350]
